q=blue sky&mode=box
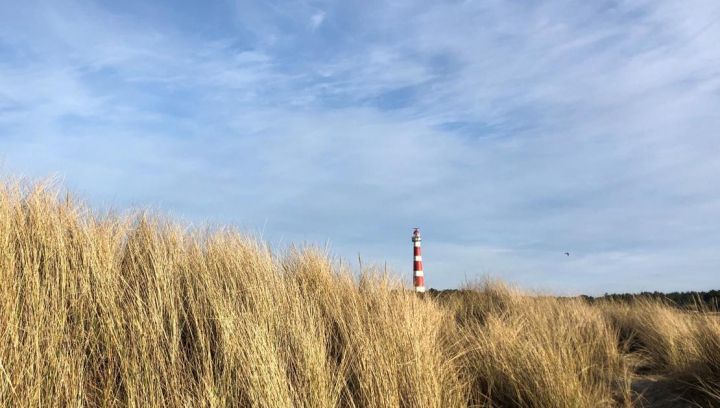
[1,0,719,294]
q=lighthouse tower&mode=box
[412,228,425,293]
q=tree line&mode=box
[427,288,720,310]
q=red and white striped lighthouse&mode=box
[412,228,425,293]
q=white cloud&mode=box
[310,11,325,30]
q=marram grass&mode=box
[0,181,717,407]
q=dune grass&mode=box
[599,299,720,405]
[0,180,717,407]
[445,283,633,407]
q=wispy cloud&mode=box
[310,11,325,30]
[1,0,719,294]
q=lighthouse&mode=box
[412,228,425,293]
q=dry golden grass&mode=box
[444,282,633,408]
[0,180,717,407]
[599,300,720,405]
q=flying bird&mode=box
[564,252,570,257]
